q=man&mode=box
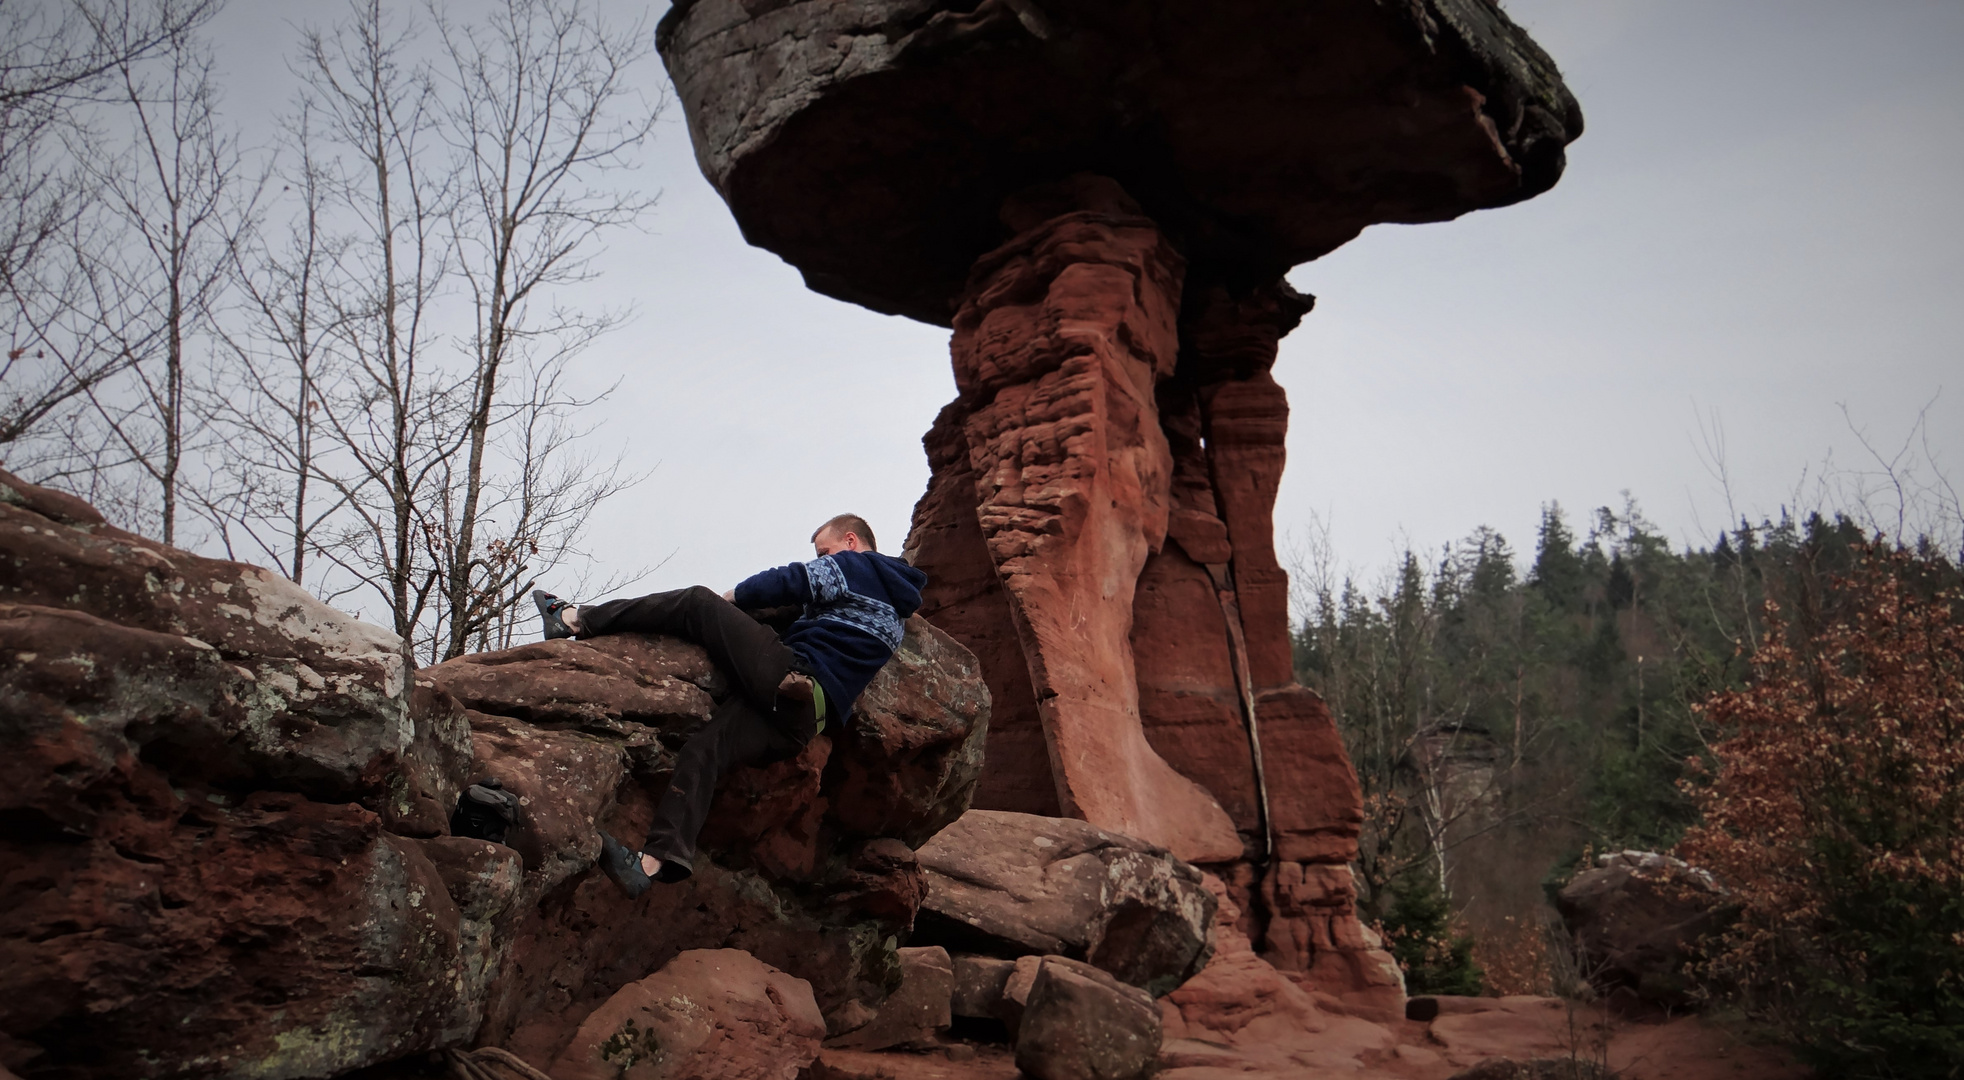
[532,513,926,898]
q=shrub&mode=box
[1382,869,1485,996]
[1677,546,1964,1077]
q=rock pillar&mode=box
[907,176,1241,863]
[906,175,1397,1014]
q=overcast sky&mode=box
[207,0,1964,607]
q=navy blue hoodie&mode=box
[732,550,928,721]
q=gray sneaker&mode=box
[597,831,653,900]
[534,590,575,640]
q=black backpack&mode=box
[451,777,520,844]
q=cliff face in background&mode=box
[0,467,989,1080]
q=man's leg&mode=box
[577,586,794,710]
[638,691,817,882]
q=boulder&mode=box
[549,949,826,1080]
[913,810,1215,995]
[995,955,1044,1039]
[822,615,990,847]
[0,469,479,1079]
[949,955,1017,1020]
[1014,957,1161,1080]
[1555,850,1731,1008]
[824,946,953,1051]
[452,620,986,1061]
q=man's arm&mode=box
[730,562,810,609]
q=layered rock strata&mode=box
[0,468,988,1079]
[656,0,1582,326]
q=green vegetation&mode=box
[1292,496,1961,1032]
[1679,547,1964,1077]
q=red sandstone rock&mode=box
[903,193,1371,990]
[909,407,1060,818]
[826,946,954,1051]
[1,467,988,1077]
[461,618,986,1061]
[824,615,990,846]
[549,949,826,1080]
[1258,688,1367,864]
[0,469,479,1079]
[661,0,1577,1040]
[916,179,1242,863]
[1156,872,1404,1074]
[950,955,1018,1020]
[913,810,1215,996]
[1014,957,1162,1080]
[1161,874,1331,1047]
[424,634,719,733]
[0,469,470,839]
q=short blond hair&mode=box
[813,513,876,551]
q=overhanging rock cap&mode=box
[658,0,1583,327]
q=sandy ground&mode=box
[809,999,1809,1080]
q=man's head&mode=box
[812,513,876,556]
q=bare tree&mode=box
[286,0,656,664]
[427,0,659,660]
[0,0,223,452]
[297,0,458,652]
[58,14,242,544]
[200,106,349,582]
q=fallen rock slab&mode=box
[1015,957,1162,1080]
[914,810,1215,995]
[550,949,825,1080]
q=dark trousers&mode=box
[577,585,816,881]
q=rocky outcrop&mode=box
[431,613,988,1063]
[1,470,477,1080]
[1160,871,1400,1071]
[911,809,1215,997]
[0,468,989,1079]
[1556,851,1732,1008]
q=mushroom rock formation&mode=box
[657,0,1580,1011]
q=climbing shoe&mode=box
[598,831,654,900]
[534,590,575,640]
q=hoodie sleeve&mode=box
[732,561,810,609]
